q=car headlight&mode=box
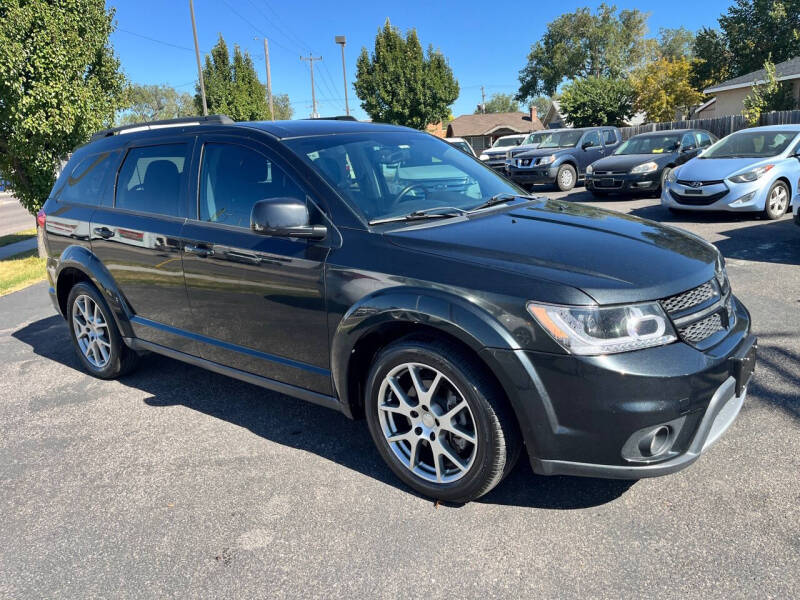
[728,164,774,183]
[667,168,678,183]
[538,155,556,165]
[479,153,489,161]
[527,301,677,355]
[630,161,659,174]
[586,164,593,175]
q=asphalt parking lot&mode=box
[1,190,798,598]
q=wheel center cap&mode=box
[421,412,435,428]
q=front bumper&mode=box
[586,171,660,193]
[506,164,558,184]
[661,178,766,212]
[483,295,754,479]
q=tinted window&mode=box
[116,144,190,217]
[539,130,583,148]
[696,132,713,148]
[681,133,696,149]
[583,131,601,148]
[199,143,304,228]
[702,130,800,159]
[55,151,117,205]
[603,130,617,145]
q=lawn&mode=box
[0,248,46,296]
[0,227,37,248]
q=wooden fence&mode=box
[619,109,800,140]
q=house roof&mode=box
[694,96,717,114]
[704,56,800,94]
[446,111,543,137]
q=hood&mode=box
[516,146,576,159]
[483,147,514,156]
[387,199,717,305]
[676,156,775,181]
[591,153,674,171]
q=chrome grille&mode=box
[679,313,724,343]
[661,281,717,315]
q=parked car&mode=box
[478,134,527,172]
[506,126,622,191]
[586,129,716,197]
[444,137,476,157]
[39,116,756,503]
[504,130,549,165]
[792,189,800,227]
[662,125,800,220]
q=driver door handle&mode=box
[184,243,214,258]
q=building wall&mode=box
[714,87,753,116]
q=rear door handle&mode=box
[184,243,214,258]
[93,227,114,239]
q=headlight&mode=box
[667,168,678,183]
[586,164,593,175]
[728,164,774,183]
[630,161,659,174]
[538,155,556,165]
[479,153,489,161]
[527,301,677,355]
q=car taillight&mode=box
[36,209,46,228]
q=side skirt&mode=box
[125,337,343,414]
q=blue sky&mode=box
[108,0,731,120]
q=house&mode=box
[445,107,543,152]
[702,56,800,118]
[542,99,647,128]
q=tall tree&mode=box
[0,0,125,215]
[559,77,635,127]
[530,96,551,119]
[119,84,196,125]
[516,4,649,100]
[354,20,459,129]
[655,27,696,60]
[196,35,292,121]
[632,58,704,122]
[689,27,732,91]
[719,0,800,77]
[477,93,520,114]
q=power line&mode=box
[218,0,296,56]
[116,27,208,53]
[244,0,312,54]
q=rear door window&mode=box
[54,151,118,206]
[681,133,697,149]
[603,129,617,145]
[115,144,191,217]
[583,131,601,148]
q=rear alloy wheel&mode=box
[763,181,789,220]
[555,164,576,192]
[365,338,520,503]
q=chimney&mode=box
[530,105,538,122]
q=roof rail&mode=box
[305,115,358,121]
[89,115,234,142]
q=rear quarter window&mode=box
[115,144,191,217]
[53,151,119,206]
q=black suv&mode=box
[505,126,622,191]
[39,116,756,503]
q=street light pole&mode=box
[335,35,349,116]
[189,0,208,116]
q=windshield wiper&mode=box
[468,193,535,213]
[368,206,467,225]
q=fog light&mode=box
[621,415,685,463]
[730,191,756,206]
[639,426,671,457]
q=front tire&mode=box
[67,282,138,379]
[763,180,789,220]
[555,164,576,192]
[365,337,521,503]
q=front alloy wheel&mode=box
[763,181,789,220]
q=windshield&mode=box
[285,132,524,223]
[701,130,799,158]
[523,132,546,145]
[539,130,583,149]
[614,134,681,155]
[492,137,523,148]
[449,140,472,154]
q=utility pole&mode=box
[189,0,207,116]
[481,86,486,114]
[334,36,349,116]
[300,54,322,118]
[263,38,274,120]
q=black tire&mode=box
[762,180,790,220]
[364,336,521,503]
[555,164,577,192]
[66,281,139,379]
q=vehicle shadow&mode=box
[13,315,633,510]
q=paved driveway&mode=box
[1,193,798,598]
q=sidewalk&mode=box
[0,237,38,260]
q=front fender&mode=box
[55,244,134,338]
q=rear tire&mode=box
[364,336,521,503]
[762,180,789,220]
[67,282,139,379]
[555,164,577,192]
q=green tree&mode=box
[119,84,196,125]
[0,0,125,215]
[270,93,294,121]
[742,58,798,125]
[655,27,696,60]
[516,4,649,100]
[530,96,551,119]
[632,57,704,122]
[559,77,635,127]
[719,0,800,77]
[196,35,291,121]
[477,93,520,114]
[354,20,459,129]
[689,27,732,91]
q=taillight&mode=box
[36,209,46,228]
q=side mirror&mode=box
[582,141,593,150]
[681,145,697,153]
[250,197,327,240]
